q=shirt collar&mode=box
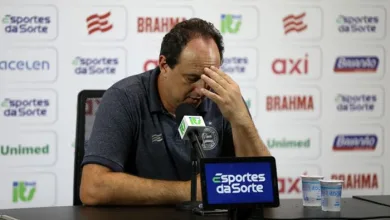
[148,67,209,115]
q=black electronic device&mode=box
[198,156,280,220]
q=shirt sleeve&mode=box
[81,87,137,172]
[221,119,235,157]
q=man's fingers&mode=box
[200,88,223,105]
[210,66,235,84]
[201,74,226,96]
[204,67,230,90]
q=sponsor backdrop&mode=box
[0,0,389,209]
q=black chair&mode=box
[73,90,105,206]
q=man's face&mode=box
[159,38,221,108]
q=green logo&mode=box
[189,116,201,125]
[0,144,49,156]
[267,138,311,149]
[335,94,343,103]
[212,173,221,183]
[2,15,10,24]
[12,181,36,203]
[1,99,9,108]
[221,14,242,34]
[72,58,79,66]
[179,120,186,136]
[336,15,344,24]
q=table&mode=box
[353,195,390,207]
[262,197,390,220]
[1,198,390,220]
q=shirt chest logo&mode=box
[151,134,163,142]
[201,126,219,150]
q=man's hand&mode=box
[200,66,250,124]
[80,164,191,206]
[200,66,271,157]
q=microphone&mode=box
[175,103,206,159]
[175,103,206,211]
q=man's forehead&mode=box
[177,52,221,70]
[179,62,220,75]
[181,38,220,58]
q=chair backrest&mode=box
[73,90,105,206]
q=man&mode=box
[80,18,270,206]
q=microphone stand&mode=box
[176,131,205,211]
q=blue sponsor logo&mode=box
[72,57,118,75]
[333,134,377,151]
[337,15,379,33]
[2,14,51,34]
[334,56,379,73]
[1,98,50,117]
[0,60,50,71]
[335,94,376,112]
[221,56,249,75]
[205,162,275,204]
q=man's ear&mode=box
[159,55,169,75]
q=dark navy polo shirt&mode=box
[82,67,235,181]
